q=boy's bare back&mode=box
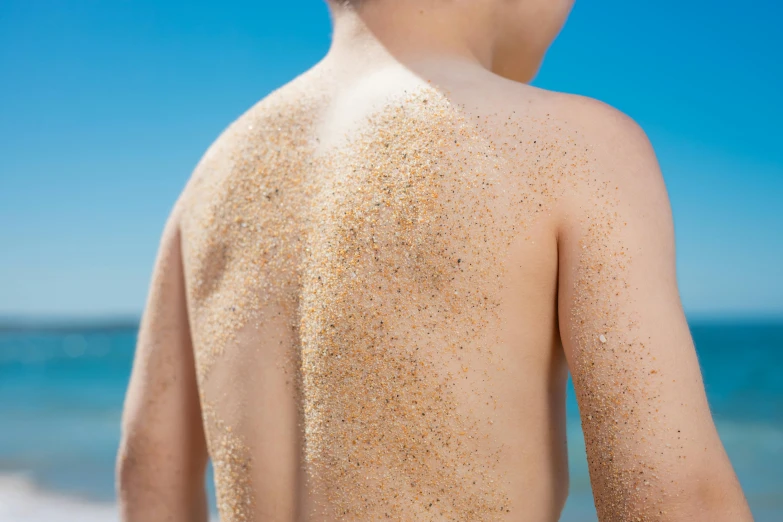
[117,3,752,522]
[182,65,578,521]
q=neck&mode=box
[326,0,500,77]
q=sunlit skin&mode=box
[117,1,753,521]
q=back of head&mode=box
[328,0,574,83]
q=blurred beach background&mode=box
[0,323,781,521]
[1,1,781,520]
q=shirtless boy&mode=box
[117,1,753,520]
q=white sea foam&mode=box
[0,474,117,522]
[0,474,220,522]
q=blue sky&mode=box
[0,0,781,319]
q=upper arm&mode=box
[117,201,208,521]
[556,99,751,521]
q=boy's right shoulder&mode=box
[476,77,665,220]
[482,77,658,181]
[481,76,647,149]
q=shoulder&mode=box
[532,88,661,188]
[505,87,669,213]
[179,68,331,210]
[520,90,675,250]
[460,73,658,175]
[477,82,673,238]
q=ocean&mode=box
[0,320,780,521]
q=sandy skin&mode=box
[117,2,753,521]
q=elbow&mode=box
[665,472,753,522]
[116,430,208,521]
[115,436,147,507]
[694,478,752,521]
[116,429,166,512]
